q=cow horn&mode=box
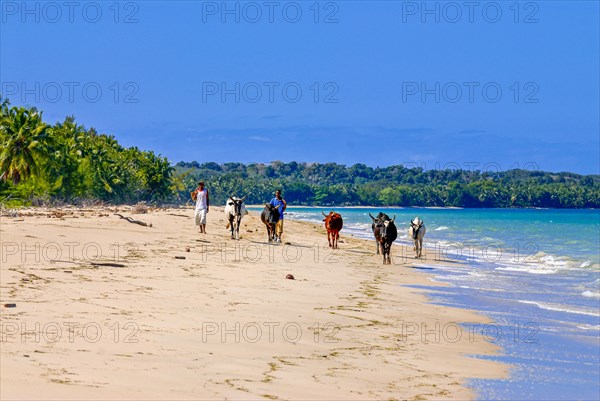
[392,215,396,222]
[229,195,234,200]
[241,195,247,202]
[322,211,328,217]
[369,213,377,220]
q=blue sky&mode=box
[1,1,598,174]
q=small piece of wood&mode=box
[168,213,189,218]
[91,262,126,268]
[114,213,152,227]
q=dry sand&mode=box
[0,206,508,400]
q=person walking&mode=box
[269,189,286,243]
[191,181,210,234]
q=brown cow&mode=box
[322,211,343,249]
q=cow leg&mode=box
[236,216,241,239]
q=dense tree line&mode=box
[1,98,598,208]
[173,161,600,208]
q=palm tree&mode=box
[0,106,50,184]
[0,97,10,116]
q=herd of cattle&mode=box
[224,197,427,264]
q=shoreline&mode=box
[246,205,462,209]
[1,206,508,400]
[246,205,600,211]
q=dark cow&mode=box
[380,216,398,264]
[369,213,397,264]
[322,211,343,249]
[369,212,391,254]
[225,195,247,240]
[260,203,280,243]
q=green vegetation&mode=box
[173,161,600,208]
[1,98,599,208]
[0,98,174,206]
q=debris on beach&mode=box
[185,247,191,252]
[91,262,126,268]
[4,303,16,308]
[115,213,152,227]
[49,210,66,218]
[133,203,149,214]
[175,256,186,260]
[286,274,295,280]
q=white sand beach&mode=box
[0,206,507,400]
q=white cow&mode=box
[408,217,426,258]
[225,196,247,240]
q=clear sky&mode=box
[1,1,598,174]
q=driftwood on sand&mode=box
[114,213,152,227]
[91,262,126,268]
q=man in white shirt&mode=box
[192,181,210,234]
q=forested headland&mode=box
[1,98,598,209]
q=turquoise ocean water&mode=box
[249,206,600,400]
